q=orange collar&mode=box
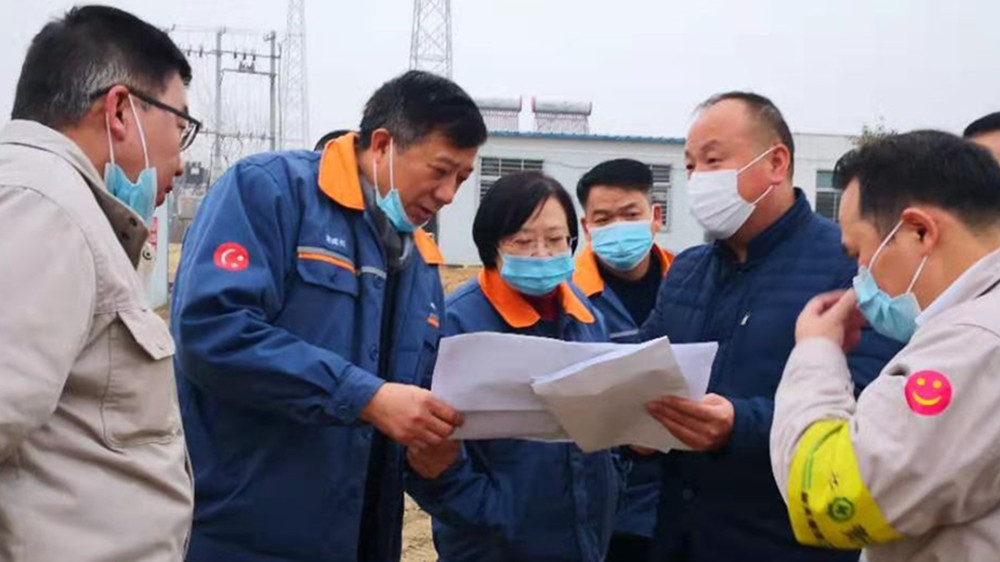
[478,268,595,329]
[573,242,675,297]
[318,132,365,211]
[317,132,443,266]
[413,230,443,265]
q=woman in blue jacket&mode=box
[406,171,622,561]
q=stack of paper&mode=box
[430,333,718,452]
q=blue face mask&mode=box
[852,221,928,343]
[104,95,157,224]
[372,138,420,233]
[500,252,575,297]
[590,220,655,271]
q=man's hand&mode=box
[795,289,865,352]
[407,440,461,480]
[360,383,463,449]
[646,394,735,451]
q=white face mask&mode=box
[687,146,777,240]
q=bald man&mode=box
[641,92,900,562]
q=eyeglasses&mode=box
[90,86,202,151]
[501,234,576,255]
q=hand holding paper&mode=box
[430,332,719,453]
[646,394,734,451]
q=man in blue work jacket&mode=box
[572,159,674,561]
[170,70,487,562]
[641,92,901,561]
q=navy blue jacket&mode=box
[640,191,901,561]
[171,134,446,562]
[407,270,622,562]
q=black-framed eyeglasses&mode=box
[91,86,202,151]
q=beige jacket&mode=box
[0,120,192,561]
[772,248,1000,562]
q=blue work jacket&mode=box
[407,269,622,562]
[171,134,445,561]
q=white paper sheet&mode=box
[430,332,619,440]
[532,338,718,453]
[431,332,718,449]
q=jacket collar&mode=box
[715,188,813,264]
[573,242,674,297]
[317,132,442,266]
[478,268,594,329]
[318,132,366,211]
[917,247,1000,326]
[0,120,149,265]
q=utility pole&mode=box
[212,28,224,179]
[173,26,282,181]
[267,31,277,150]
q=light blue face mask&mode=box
[372,137,421,233]
[104,95,157,224]
[590,219,655,271]
[852,221,928,343]
[500,252,575,297]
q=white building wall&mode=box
[437,132,856,266]
[791,133,856,207]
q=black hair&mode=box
[314,129,354,151]
[11,5,191,129]
[963,112,1000,139]
[473,171,578,268]
[698,91,795,176]
[576,158,652,207]
[358,70,487,151]
[832,130,1000,235]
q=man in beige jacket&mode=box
[0,6,197,561]
[771,130,1000,562]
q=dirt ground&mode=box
[166,244,480,562]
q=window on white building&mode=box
[815,169,841,222]
[478,157,544,200]
[649,164,672,231]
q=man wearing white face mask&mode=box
[640,92,900,562]
[0,6,196,561]
[772,130,1000,562]
[572,158,675,561]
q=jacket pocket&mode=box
[102,307,182,448]
[297,251,359,296]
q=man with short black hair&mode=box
[171,70,487,562]
[641,92,899,561]
[0,6,196,561]
[773,130,1000,561]
[963,112,1000,162]
[573,158,674,560]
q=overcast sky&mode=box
[1,0,998,143]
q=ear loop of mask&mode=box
[738,145,778,205]
[388,137,395,192]
[868,220,929,292]
[104,94,150,172]
[371,137,395,197]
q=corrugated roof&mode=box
[489,130,685,145]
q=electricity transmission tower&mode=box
[282,0,309,148]
[409,0,453,78]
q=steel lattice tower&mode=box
[409,0,453,78]
[281,0,309,148]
